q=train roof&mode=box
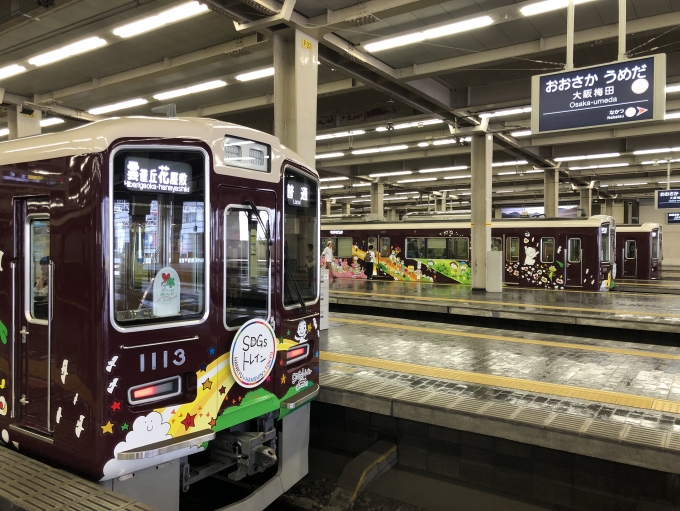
[617,223,661,233]
[0,116,316,181]
[323,215,615,231]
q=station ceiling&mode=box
[1,0,679,213]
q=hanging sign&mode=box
[531,55,666,133]
[667,212,680,224]
[657,190,680,209]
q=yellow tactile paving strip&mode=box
[320,351,680,414]
[331,290,680,319]
[329,316,680,361]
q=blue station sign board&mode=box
[657,189,680,209]
[531,55,666,133]
[667,212,680,224]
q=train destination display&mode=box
[531,55,666,133]
[656,189,680,209]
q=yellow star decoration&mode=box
[281,374,286,384]
[307,323,312,332]
[202,378,213,391]
[101,420,114,434]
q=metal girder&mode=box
[233,0,300,31]
[2,91,102,122]
[33,33,267,104]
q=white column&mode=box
[544,169,559,217]
[8,105,41,140]
[324,200,331,216]
[273,31,318,165]
[605,198,614,217]
[580,188,593,217]
[370,183,384,218]
[342,203,351,215]
[386,208,398,221]
[471,133,492,290]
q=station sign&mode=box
[124,158,192,194]
[656,189,680,209]
[531,55,666,133]
[667,212,680,224]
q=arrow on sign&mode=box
[637,107,648,116]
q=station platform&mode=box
[318,312,680,475]
[0,446,152,511]
[328,279,680,334]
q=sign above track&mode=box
[657,189,680,209]
[531,55,666,134]
[667,212,680,224]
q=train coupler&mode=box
[210,428,278,481]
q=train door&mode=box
[378,236,390,276]
[504,236,520,285]
[623,239,637,277]
[16,197,53,432]
[566,237,582,287]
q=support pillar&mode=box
[273,31,318,165]
[386,208,398,221]
[342,203,351,215]
[544,169,559,217]
[370,183,384,218]
[471,133,492,290]
[579,188,592,217]
[8,105,41,140]
[605,198,614,217]
[324,200,331,216]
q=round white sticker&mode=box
[230,319,277,388]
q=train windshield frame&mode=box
[600,224,611,263]
[283,166,319,309]
[110,146,209,331]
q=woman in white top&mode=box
[322,241,335,280]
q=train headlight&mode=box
[286,344,310,366]
[128,376,182,405]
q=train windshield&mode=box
[111,149,206,327]
[600,224,610,263]
[283,167,319,307]
[652,230,659,259]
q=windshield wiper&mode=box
[285,267,308,314]
[245,200,272,246]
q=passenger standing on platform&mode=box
[365,245,375,280]
[322,241,336,281]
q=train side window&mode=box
[540,238,555,263]
[379,238,390,258]
[28,218,50,321]
[652,231,659,259]
[225,207,270,329]
[425,238,446,258]
[368,237,377,256]
[568,238,581,263]
[625,240,636,259]
[449,237,469,260]
[406,238,422,258]
[491,238,502,251]
[336,238,353,258]
[600,224,610,263]
[506,237,519,262]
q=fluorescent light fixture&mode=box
[40,118,64,127]
[154,80,226,100]
[554,152,620,162]
[432,138,458,146]
[479,106,531,118]
[667,84,680,93]
[0,64,26,80]
[665,111,680,120]
[521,0,596,17]
[364,16,493,53]
[417,142,430,147]
[569,163,629,170]
[418,166,468,173]
[622,182,648,186]
[393,119,444,130]
[235,67,274,82]
[351,199,372,203]
[331,196,356,199]
[88,98,148,115]
[316,130,365,141]
[641,159,680,165]
[316,152,345,159]
[633,148,672,155]
[497,171,517,175]
[113,1,208,38]
[525,169,544,173]
[444,175,472,180]
[384,196,416,201]
[511,130,532,137]
[368,171,412,178]
[352,145,409,155]
[321,185,344,190]
[492,160,528,167]
[320,177,349,182]
[29,37,107,66]
[396,177,437,183]
[352,182,372,187]
[0,128,8,137]
[495,190,514,193]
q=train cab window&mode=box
[568,238,581,263]
[425,238,446,258]
[28,218,50,321]
[491,238,502,251]
[379,238,391,258]
[406,238,423,258]
[625,240,636,259]
[540,238,555,263]
[111,149,207,328]
[284,168,319,308]
[600,224,611,263]
[506,238,519,262]
[449,237,469,260]
[652,231,659,259]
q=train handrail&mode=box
[117,429,215,460]
[119,335,200,350]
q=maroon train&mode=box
[321,215,616,290]
[615,223,663,280]
[0,117,320,510]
